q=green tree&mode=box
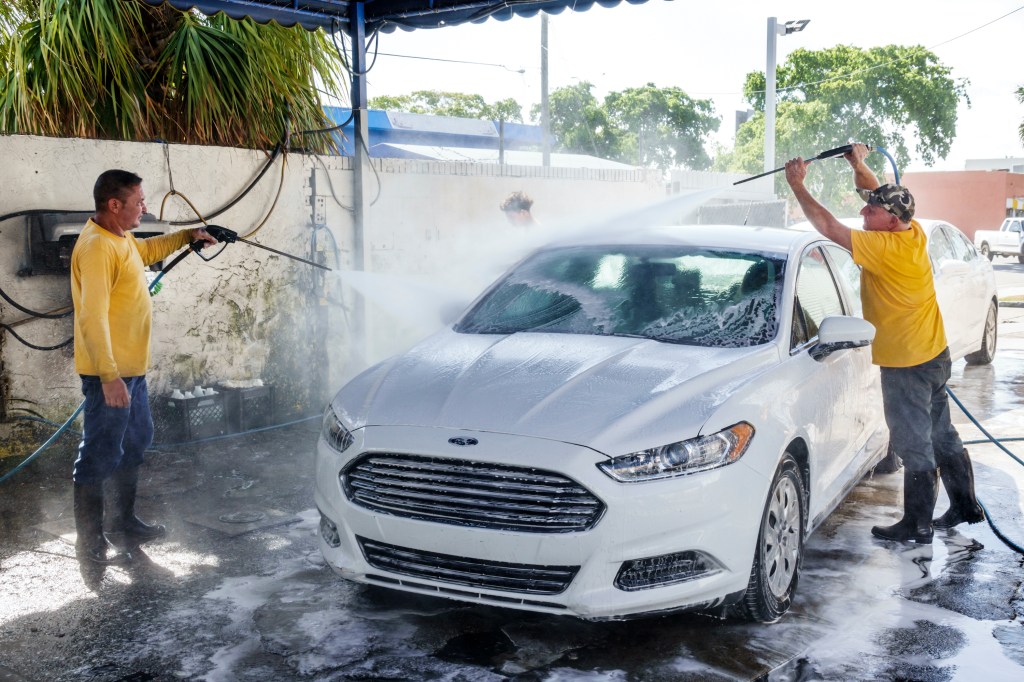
[532,81,623,159]
[722,45,968,208]
[0,0,346,150]
[1018,85,1024,144]
[370,91,523,122]
[535,82,718,171]
[604,84,719,170]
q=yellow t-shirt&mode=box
[71,220,192,381]
[850,220,946,368]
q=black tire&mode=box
[1018,248,1024,264]
[873,442,902,474]
[965,300,997,366]
[980,242,992,261]
[732,454,805,623]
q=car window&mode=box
[944,226,980,262]
[456,245,786,348]
[928,226,956,270]
[822,245,862,316]
[791,247,844,350]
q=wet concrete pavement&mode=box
[2,271,1024,681]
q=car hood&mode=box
[333,330,780,457]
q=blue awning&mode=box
[142,0,650,33]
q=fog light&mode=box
[614,550,723,591]
[319,512,341,548]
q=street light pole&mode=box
[541,12,550,167]
[764,17,809,177]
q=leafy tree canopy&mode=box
[0,0,346,150]
[370,91,523,122]
[718,44,969,209]
[1018,85,1024,145]
[535,82,719,171]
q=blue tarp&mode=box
[321,107,546,155]
[143,0,650,33]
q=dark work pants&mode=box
[879,348,963,472]
[73,375,154,485]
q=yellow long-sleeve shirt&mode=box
[71,220,192,382]
[850,220,947,368]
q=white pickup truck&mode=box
[974,217,1024,262]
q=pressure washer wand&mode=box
[235,236,331,270]
[204,225,331,271]
[732,144,874,186]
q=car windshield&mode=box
[455,244,786,348]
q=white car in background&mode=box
[315,224,891,623]
[791,218,997,365]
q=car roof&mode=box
[788,217,958,235]
[545,223,824,256]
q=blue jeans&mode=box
[879,348,963,472]
[73,375,154,484]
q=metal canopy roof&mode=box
[144,0,649,33]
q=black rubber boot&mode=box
[74,482,115,587]
[871,469,939,544]
[934,449,985,529]
[108,466,166,547]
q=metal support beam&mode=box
[348,1,369,363]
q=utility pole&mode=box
[541,13,550,167]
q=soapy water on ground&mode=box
[109,477,1020,681]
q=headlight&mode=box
[597,422,754,482]
[321,404,354,453]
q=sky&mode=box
[338,0,1024,172]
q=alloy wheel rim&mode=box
[764,476,801,599]
[985,306,997,350]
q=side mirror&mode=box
[809,316,876,361]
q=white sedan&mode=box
[314,225,889,622]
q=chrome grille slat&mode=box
[359,537,578,595]
[349,482,599,515]
[361,457,572,484]
[342,453,605,533]
[352,493,591,529]
[349,470,598,503]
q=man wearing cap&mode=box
[784,143,984,545]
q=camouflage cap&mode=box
[856,184,915,223]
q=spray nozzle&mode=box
[206,225,239,243]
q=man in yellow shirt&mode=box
[71,169,217,581]
[784,144,983,545]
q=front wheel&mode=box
[731,454,805,623]
[965,300,998,365]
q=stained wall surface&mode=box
[0,135,663,426]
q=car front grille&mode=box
[357,536,578,595]
[341,453,604,533]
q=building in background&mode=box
[901,166,1024,240]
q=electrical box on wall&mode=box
[19,212,170,276]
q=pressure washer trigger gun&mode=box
[187,225,236,261]
[205,225,238,244]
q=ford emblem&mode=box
[448,437,478,446]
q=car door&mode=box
[788,245,869,520]
[1000,219,1022,252]
[945,224,995,357]
[927,224,971,356]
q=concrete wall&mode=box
[0,135,663,430]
